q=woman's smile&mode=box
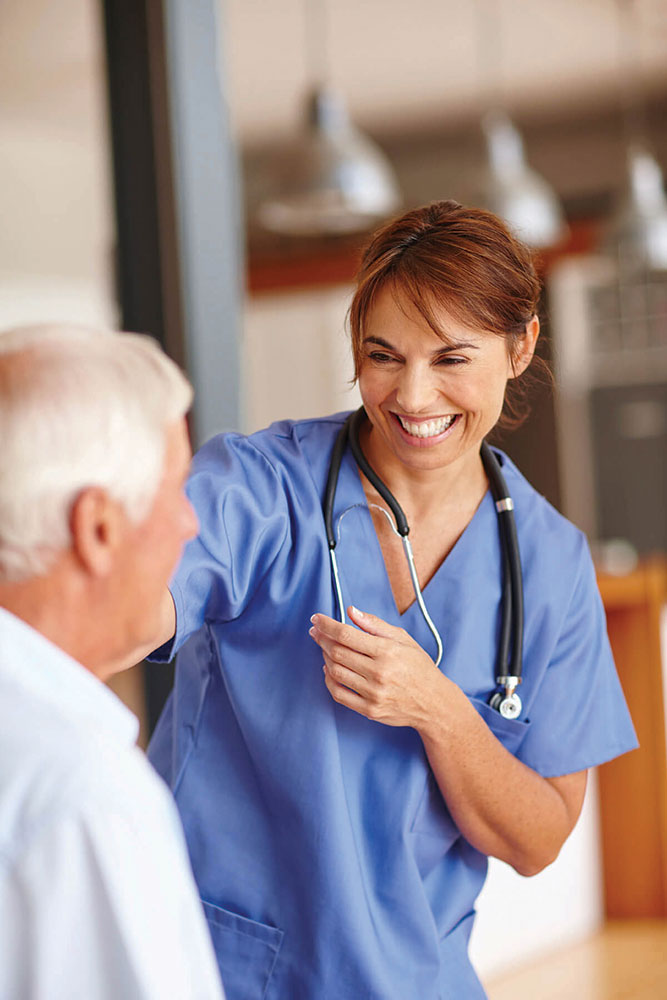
[392,411,461,445]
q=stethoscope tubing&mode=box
[480,440,524,685]
[323,408,523,708]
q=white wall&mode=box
[0,0,115,333]
[471,775,604,981]
[242,285,361,432]
[0,273,117,331]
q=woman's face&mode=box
[357,284,538,478]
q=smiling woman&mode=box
[147,201,638,1000]
[349,200,545,431]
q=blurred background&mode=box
[1,0,666,995]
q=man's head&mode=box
[0,324,198,674]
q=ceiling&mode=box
[1,0,666,143]
[224,0,667,144]
[1,0,666,279]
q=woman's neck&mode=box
[359,420,488,522]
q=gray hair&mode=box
[0,324,193,581]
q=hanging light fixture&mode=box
[257,87,401,237]
[604,144,667,271]
[601,0,667,271]
[481,110,566,248]
[256,0,401,237]
[474,0,565,248]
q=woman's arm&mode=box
[309,606,587,876]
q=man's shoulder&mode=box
[0,709,173,871]
[0,702,223,1000]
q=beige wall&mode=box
[243,285,361,432]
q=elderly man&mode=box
[0,325,224,999]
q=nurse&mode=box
[148,201,637,1000]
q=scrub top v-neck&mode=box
[331,443,497,649]
[149,412,637,1000]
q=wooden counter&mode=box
[596,558,667,918]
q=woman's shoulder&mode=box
[190,411,351,483]
[251,411,350,450]
[495,449,589,565]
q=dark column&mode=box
[102,0,242,731]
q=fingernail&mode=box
[310,614,318,624]
[308,627,315,637]
[350,605,364,618]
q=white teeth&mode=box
[397,415,456,438]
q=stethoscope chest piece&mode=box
[488,689,523,720]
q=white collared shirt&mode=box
[0,608,225,1000]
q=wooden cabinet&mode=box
[597,559,667,917]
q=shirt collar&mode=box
[0,607,139,747]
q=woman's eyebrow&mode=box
[363,335,479,354]
[363,336,396,349]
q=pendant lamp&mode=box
[473,0,565,248]
[256,0,400,237]
[481,110,566,249]
[604,145,667,271]
[601,0,667,271]
[257,86,401,236]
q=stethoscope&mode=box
[323,407,524,720]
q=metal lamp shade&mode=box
[603,145,667,272]
[481,112,566,249]
[257,88,401,236]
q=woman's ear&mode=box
[510,315,540,378]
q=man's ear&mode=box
[510,316,540,378]
[69,487,126,576]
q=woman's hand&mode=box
[309,605,451,728]
[310,604,587,877]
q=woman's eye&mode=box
[436,355,467,366]
[368,351,396,364]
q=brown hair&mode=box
[349,200,548,428]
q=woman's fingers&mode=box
[310,609,410,650]
[322,655,373,698]
[309,613,383,656]
[311,609,439,728]
[346,605,403,639]
[323,663,370,714]
[309,626,373,675]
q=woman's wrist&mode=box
[414,670,471,745]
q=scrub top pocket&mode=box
[468,695,532,756]
[201,900,284,1000]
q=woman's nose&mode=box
[394,364,439,414]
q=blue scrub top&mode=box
[149,413,637,1000]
